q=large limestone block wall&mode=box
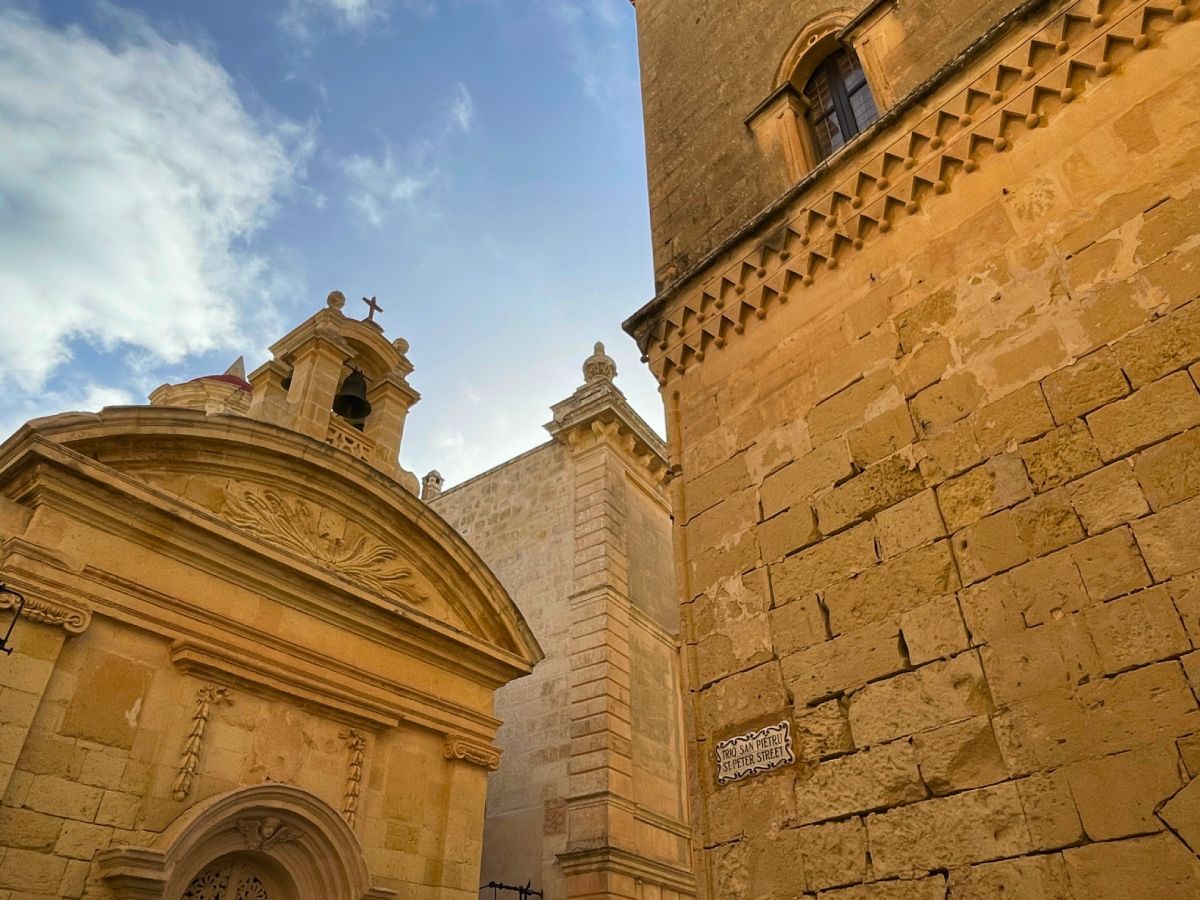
[629,1,1200,896]
[635,0,1027,287]
[433,444,577,897]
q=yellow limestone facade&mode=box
[624,0,1200,896]
[430,345,696,900]
[0,293,542,900]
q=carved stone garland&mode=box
[340,729,367,827]
[172,686,233,801]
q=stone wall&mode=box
[627,0,1200,895]
[433,443,578,898]
[634,0,1026,287]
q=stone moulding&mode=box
[633,0,1197,382]
[0,539,93,634]
[556,846,697,896]
[220,484,429,606]
[442,734,502,771]
[340,729,368,827]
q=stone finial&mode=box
[422,470,445,502]
[327,290,347,311]
[583,342,617,384]
[224,357,247,380]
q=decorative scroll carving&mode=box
[172,686,233,801]
[340,729,367,827]
[0,589,90,634]
[221,485,428,605]
[443,735,501,771]
[638,0,1198,381]
[236,816,301,851]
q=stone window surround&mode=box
[747,1,896,182]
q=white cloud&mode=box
[0,9,302,394]
[341,150,431,227]
[449,83,474,132]
[538,0,637,115]
[280,0,390,43]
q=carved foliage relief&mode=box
[220,484,430,606]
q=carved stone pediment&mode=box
[218,484,431,607]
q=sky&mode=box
[0,0,663,486]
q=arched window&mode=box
[801,47,880,161]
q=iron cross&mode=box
[362,295,383,322]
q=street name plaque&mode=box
[714,721,795,784]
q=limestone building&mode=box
[624,0,1200,896]
[0,293,542,899]
[430,344,695,900]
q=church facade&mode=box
[625,0,1200,896]
[0,294,542,899]
[430,345,695,900]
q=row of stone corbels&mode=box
[636,0,1196,382]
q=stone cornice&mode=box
[0,540,92,634]
[547,382,670,487]
[556,846,696,894]
[624,0,1194,382]
[442,734,502,770]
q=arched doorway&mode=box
[97,783,395,900]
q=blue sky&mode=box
[0,0,662,484]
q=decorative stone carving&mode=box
[0,588,90,634]
[221,485,428,605]
[236,816,301,850]
[443,735,501,771]
[421,470,444,502]
[583,341,618,384]
[172,686,233,801]
[340,729,367,826]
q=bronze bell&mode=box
[333,369,372,421]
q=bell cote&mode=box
[150,291,422,490]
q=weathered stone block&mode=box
[1113,299,1200,387]
[1041,347,1130,424]
[1069,526,1151,602]
[694,568,775,688]
[1144,242,1200,310]
[689,529,760,599]
[757,504,820,563]
[896,337,953,398]
[1087,372,1200,461]
[0,808,63,852]
[899,594,967,665]
[796,816,867,891]
[815,455,924,534]
[759,441,855,519]
[53,819,112,861]
[1134,494,1200,581]
[699,662,788,736]
[813,329,901,406]
[770,521,877,600]
[896,288,955,354]
[912,715,1005,796]
[0,848,67,893]
[23,774,103,821]
[794,699,853,762]
[848,407,917,468]
[1020,422,1102,492]
[936,454,1030,531]
[911,372,985,436]
[744,827,809,898]
[769,592,828,657]
[866,782,1032,877]
[808,372,904,447]
[1012,488,1084,556]
[686,452,751,521]
[947,854,1071,900]
[823,541,960,633]
[952,510,1029,585]
[793,741,925,825]
[1078,280,1149,350]
[1016,770,1084,850]
[60,651,154,752]
[1085,586,1190,674]
[1158,776,1200,855]
[917,418,981,483]
[1066,741,1184,841]
[972,383,1054,457]
[1062,832,1200,898]
[686,488,759,554]
[818,875,946,899]
[1171,571,1200,646]
[1067,460,1149,534]
[780,621,907,707]
[1134,427,1200,510]
[848,652,992,746]
[875,490,946,560]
